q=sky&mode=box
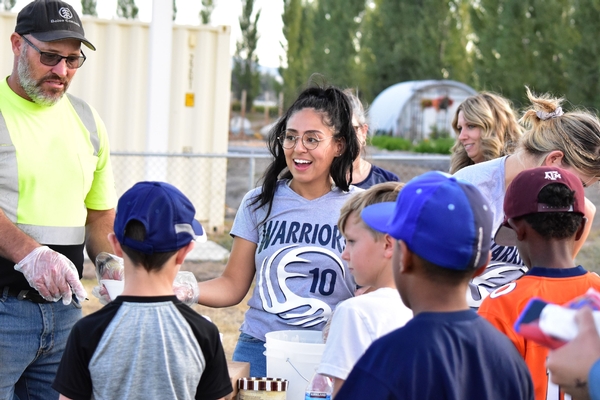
[11,0,286,69]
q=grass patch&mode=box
[412,138,454,155]
[370,135,455,155]
[369,135,412,151]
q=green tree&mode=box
[441,0,472,85]
[308,0,365,88]
[565,0,600,110]
[2,0,17,11]
[360,0,465,102]
[280,0,314,108]
[469,0,572,106]
[173,0,177,21]
[117,0,139,19]
[260,71,282,94]
[200,0,215,24]
[232,0,261,111]
[81,0,97,16]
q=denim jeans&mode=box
[232,332,267,377]
[0,290,82,400]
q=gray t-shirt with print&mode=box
[231,180,360,341]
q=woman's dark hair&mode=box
[249,84,360,219]
[523,183,584,239]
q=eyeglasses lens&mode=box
[39,53,85,69]
[279,133,322,150]
[22,36,85,69]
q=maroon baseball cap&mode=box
[494,166,585,246]
[15,0,96,51]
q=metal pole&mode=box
[145,0,173,181]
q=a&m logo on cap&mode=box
[59,7,73,20]
[545,171,562,180]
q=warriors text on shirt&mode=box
[258,220,345,254]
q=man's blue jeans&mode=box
[0,290,82,400]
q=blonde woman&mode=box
[455,88,599,307]
[450,92,523,174]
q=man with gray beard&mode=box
[0,1,117,398]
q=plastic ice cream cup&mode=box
[101,279,124,300]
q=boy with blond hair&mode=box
[317,182,413,397]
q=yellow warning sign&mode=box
[185,93,195,107]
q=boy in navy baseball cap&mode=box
[113,181,207,256]
[53,182,233,399]
[336,171,533,400]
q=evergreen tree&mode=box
[117,0,139,19]
[441,0,472,85]
[565,0,600,110]
[173,0,177,21]
[360,0,465,102]
[232,0,261,111]
[470,0,572,106]
[81,0,97,16]
[280,0,313,108]
[308,0,365,88]
[200,0,215,24]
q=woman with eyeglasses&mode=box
[344,89,400,189]
[197,84,362,377]
[454,88,600,308]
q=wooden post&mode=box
[278,92,284,117]
[229,91,234,136]
[240,90,247,136]
[264,92,270,126]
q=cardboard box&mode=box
[227,360,250,398]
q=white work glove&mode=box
[14,246,87,305]
[173,271,200,307]
[92,252,124,305]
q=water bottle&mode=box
[304,370,333,400]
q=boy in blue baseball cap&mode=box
[52,182,232,400]
[336,171,534,400]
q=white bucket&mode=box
[264,330,325,400]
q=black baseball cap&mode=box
[15,0,96,51]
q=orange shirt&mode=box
[479,266,600,400]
